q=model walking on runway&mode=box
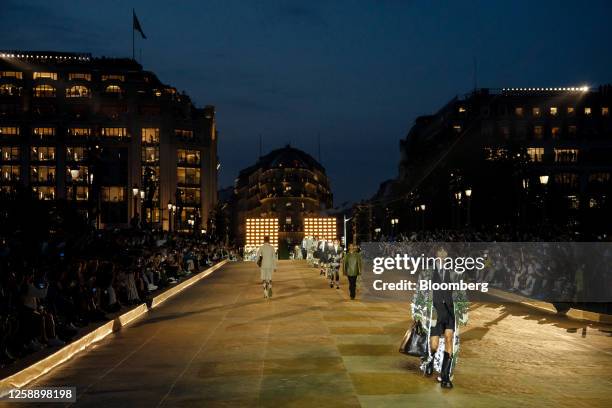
[411,247,469,389]
[257,236,277,299]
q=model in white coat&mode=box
[256,236,277,298]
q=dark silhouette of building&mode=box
[0,51,218,230]
[371,86,612,236]
[233,145,333,246]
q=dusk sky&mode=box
[2,0,611,204]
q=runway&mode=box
[9,260,612,407]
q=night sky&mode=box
[2,0,612,204]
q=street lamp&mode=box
[539,175,549,223]
[167,201,173,232]
[464,188,472,227]
[419,204,426,230]
[390,218,399,240]
[343,215,352,251]
[172,204,177,232]
[132,184,139,220]
[70,165,80,202]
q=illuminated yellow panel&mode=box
[245,218,279,252]
[303,217,337,241]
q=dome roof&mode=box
[239,145,325,177]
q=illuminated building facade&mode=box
[372,86,612,234]
[234,145,333,248]
[0,51,218,229]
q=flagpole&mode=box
[132,9,135,60]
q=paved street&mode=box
[9,260,612,408]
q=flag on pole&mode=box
[133,10,147,39]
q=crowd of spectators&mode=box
[0,230,237,368]
[374,225,611,314]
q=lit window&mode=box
[532,107,541,117]
[527,147,544,162]
[0,84,21,96]
[484,147,508,161]
[554,173,579,188]
[101,74,125,81]
[285,217,292,224]
[588,173,610,184]
[101,186,126,202]
[567,195,579,210]
[458,106,466,113]
[1,165,20,182]
[68,127,91,137]
[105,85,122,94]
[33,84,56,97]
[68,73,91,81]
[453,125,462,133]
[141,128,160,144]
[177,187,200,204]
[142,146,159,163]
[30,165,56,183]
[66,146,87,161]
[33,127,55,137]
[66,186,89,201]
[0,146,20,161]
[30,146,55,161]
[567,107,575,115]
[551,127,561,139]
[32,186,55,200]
[177,167,201,185]
[515,107,524,116]
[554,148,579,163]
[101,127,128,138]
[33,72,57,80]
[66,85,90,98]
[142,166,160,183]
[177,149,201,165]
[65,165,88,182]
[0,127,19,136]
[175,129,194,139]
[533,126,544,139]
[0,71,22,79]
[584,107,592,116]
[602,107,609,116]
[550,107,558,116]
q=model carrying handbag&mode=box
[399,321,427,357]
[257,255,262,267]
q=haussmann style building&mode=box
[371,86,612,236]
[233,145,333,251]
[0,50,218,231]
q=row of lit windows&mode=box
[29,84,123,97]
[515,106,609,117]
[0,71,124,82]
[1,127,196,141]
[526,147,580,163]
[18,186,125,202]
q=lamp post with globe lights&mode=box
[539,175,549,223]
